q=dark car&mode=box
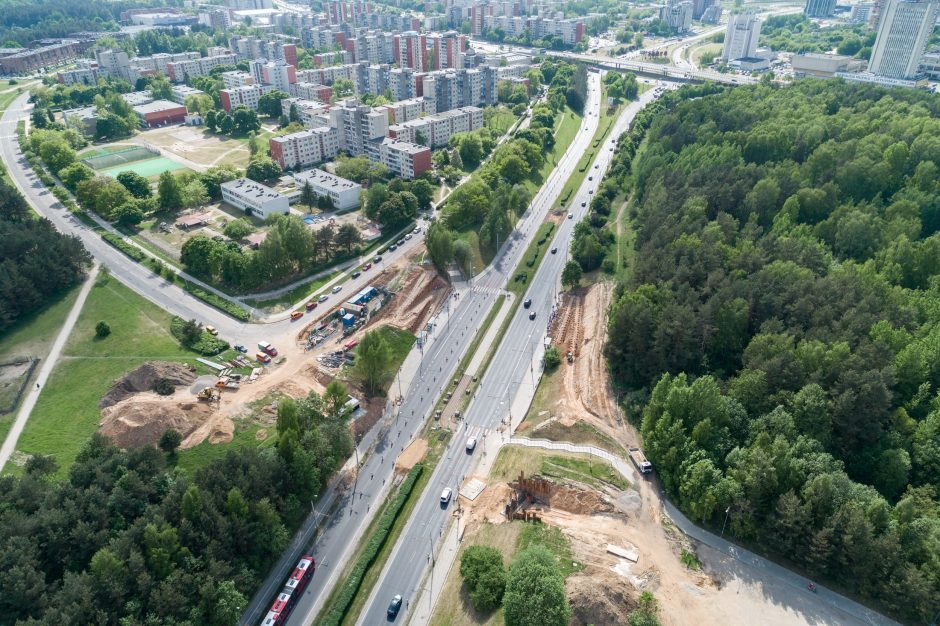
[550,246,557,254]
[352,271,361,279]
[529,310,537,320]
[387,595,403,620]
[373,255,383,263]
[523,298,532,309]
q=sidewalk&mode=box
[0,264,99,472]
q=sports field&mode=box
[100,155,186,179]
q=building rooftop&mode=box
[222,178,286,200]
[380,137,429,154]
[133,99,185,114]
[293,168,360,191]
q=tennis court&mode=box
[99,155,186,179]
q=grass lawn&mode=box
[521,366,560,427]
[517,523,583,577]
[485,107,518,135]
[5,274,201,477]
[175,422,275,475]
[508,222,556,298]
[0,286,82,443]
[491,445,628,491]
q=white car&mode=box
[440,487,453,504]
[466,437,477,452]
[331,285,342,294]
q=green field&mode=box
[6,274,198,477]
[100,155,186,179]
[0,286,82,443]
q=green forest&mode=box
[605,80,940,622]
[0,390,352,625]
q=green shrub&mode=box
[178,279,251,321]
[102,233,147,262]
[169,316,228,355]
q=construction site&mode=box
[94,251,450,452]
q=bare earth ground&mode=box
[94,251,449,452]
[131,125,252,172]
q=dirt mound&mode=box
[99,392,215,448]
[396,438,428,472]
[100,361,196,409]
[566,572,637,626]
[549,484,616,515]
[463,481,513,534]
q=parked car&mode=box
[405,233,412,240]
[234,344,247,353]
[352,271,361,279]
[373,255,383,263]
[396,238,405,246]
[290,311,303,320]
[389,244,397,251]
[205,325,218,335]
[306,301,318,311]
[363,263,372,271]
[331,285,342,294]
[318,294,329,303]
[413,226,421,234]
[256,352,272,364]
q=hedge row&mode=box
[319,463,425,626]
[102,232,147,262]
[179,278,252,322]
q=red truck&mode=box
[258,341,278,356]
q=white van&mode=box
[440,487,452,505]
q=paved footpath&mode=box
[0,264,100,471]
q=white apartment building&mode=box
[222,70,254,88]
[58,64,101,86]
[292,169,362,210]
[868,0,937,79]
[171,85,205,105]
[329,100,389,156]
[167,53,238,82]
[280,97,331,125]
[369,138,432,179]
[269,126,341,170]
[221,178,290,220]
[289,81,333,102]
[388,106,483,148]
[659,0,693,32]
[249,59,297,91]
[380,96,437,123]
[220,84,266,111]
[722,14,762,62]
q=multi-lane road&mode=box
[354,78,663,626]
[279,70,606,626]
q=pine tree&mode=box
[300,180,316,209]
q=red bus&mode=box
[260,555,315,626]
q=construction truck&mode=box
[566,351,573,363]
[629,447,652,474]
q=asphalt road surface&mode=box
[354,80,663,626]
[275,73,606,626]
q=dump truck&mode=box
[629,447,652,474]
[256,352,272,364]
[258,341,278,356]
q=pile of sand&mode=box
[100,361,196,409]
[549,484,616,515]
[99,392,216,448]
[566,572,637,626]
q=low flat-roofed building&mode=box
[122,91,155,107]
[292,169,362,211]
[171,84,206,105]
[133,99,187,127]
[791,52,865,78]
[61,106,98,135]
[221,178,290,220]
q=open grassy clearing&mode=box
[5,274,205,477]
[485,107,519,135]
[0,286,82,442]
[490,445,628,491]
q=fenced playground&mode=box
[81,145,185,179]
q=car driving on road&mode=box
[387,595,402,620]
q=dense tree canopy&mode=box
[0,388,352,624]
[605,80,940,622]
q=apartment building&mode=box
[302,26,344,51]
[270,127,341,170]
[388,67,422,100]
[58,63,101,86]
[368,138,432,179]
[292,169,362,210]
[380,96,437,123]
[388,106,482,147]
[199,7,233,29]
[220,84,266,111]
[395,31,428,71]
[658,0,693,32]
[280,97,331,125]
[0,39,91,75]
[289,81,333,102]
[229,37,298,66]
[423,66,498,113]
[296,63,358,86]
[222,70,254,88]
[427,31,467,70]
[222,178,290,219]
[249,59,297,91]
[167,53,238,82]
[171,85,206,105]
[329,100,389,156]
